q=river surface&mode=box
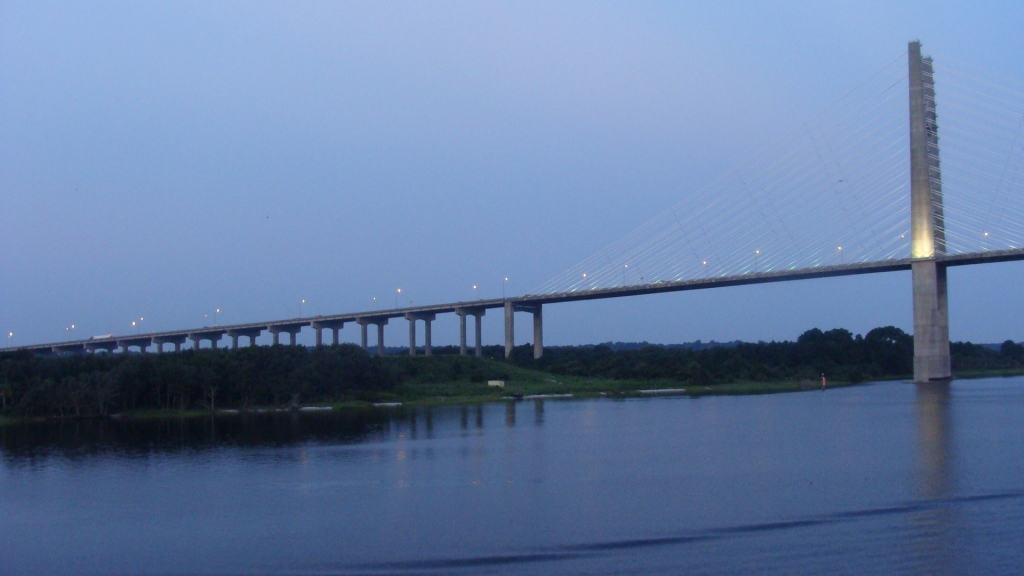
[2,378,1024,575]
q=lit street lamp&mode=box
[395,288,401,309]
[503,277,508,300]
[473,285,478,300]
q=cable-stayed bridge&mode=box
[6,41,1024,383]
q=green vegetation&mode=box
[1,327,1022,420]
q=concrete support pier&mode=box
[504,302,514,358]
[117,337,153,354]
[456,307,486,357]
[188,331,225,351]
[226,328,262,349]
[459,314,467,355]
[153,335,187,353]
[504,302,543,359]
[404,313,436,356]
[53,343,85,355]
[86,341,118,354]
[357,317,388,356]
[909,41,951,382]
[268,323,305,346]
[409,321,415,354]
[310,320,345,347]
[425,317,432,355]
[475,313,483,357]
[532,304,543,359]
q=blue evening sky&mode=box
[2,1,1022,347]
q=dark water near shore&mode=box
[2,378,1024,575]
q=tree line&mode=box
[508,326,1024,384]
[2,327,1022,418]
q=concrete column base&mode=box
[532,305,543,359]
[424,319,432,356]
[475,314,483,357]
[913,260,951,382]
[504,302,514,358]
[408,319,417,356]
[459,314,467,355]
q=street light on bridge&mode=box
[473,285,478,300]
[395,288,401,309]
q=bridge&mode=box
[4,42,1023,384]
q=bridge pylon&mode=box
[909,41,951,383]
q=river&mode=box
[2,377,1023,575]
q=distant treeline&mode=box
[511,327,1024,384]
[1,327,1023,418]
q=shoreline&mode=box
[3,369,1022,426]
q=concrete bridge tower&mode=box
[909,41,951,382]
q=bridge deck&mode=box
[6,248,1023,353]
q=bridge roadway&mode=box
[6,248,1024,359]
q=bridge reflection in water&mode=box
[914,382,960,575]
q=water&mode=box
[2,378,1023,575]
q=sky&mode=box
[2,0,1023,349]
